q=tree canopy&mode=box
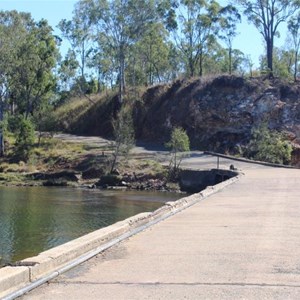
[236,0,300,76]
[0,11,59,155]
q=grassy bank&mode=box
[0,133,176,191]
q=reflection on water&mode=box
[0,187,181,265]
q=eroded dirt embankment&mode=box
[56,75,300,166]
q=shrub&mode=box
[165,127,190,179]
[246,123,292,165]
[7,115,22,133]
[14,116,36,161]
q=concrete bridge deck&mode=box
[20,155,300,299]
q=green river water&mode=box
[0,186,181,266]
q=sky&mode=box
[0,0,290,68]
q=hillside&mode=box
[55,75,300,165]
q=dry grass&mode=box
[54,92,111,129]
[120,158,167,178]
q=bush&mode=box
[165,127,190,178]
[14,116,36,161]
[246,123,292,165]
[7,115,22,133]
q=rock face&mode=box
[133,75,300,160]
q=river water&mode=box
[0,186,181,266]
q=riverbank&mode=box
[0,134,180,192]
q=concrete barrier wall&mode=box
[179,168,239,193]
[0,171,241,300]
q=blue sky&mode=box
[0,0,289,68]
[0,0,76,32]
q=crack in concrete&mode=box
[51,281,300,289]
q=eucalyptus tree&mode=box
[0,11,59,156]
[198,39,244,75]
[58,49,79,92]
[218,5,241,74]
[58,1,93,93]
[88,30,119,92]
[236,0,300,77]
[202,41,227,74]
[87,47,116,92]
[133,23,171,86]
[167,43,185,80]
[172,0,221,77]
[80,0,159,104]
[288,13,300,81]
[11,19,59,118]
[230,49,246,73]
[0,11,34,156]
[243,55,255,76]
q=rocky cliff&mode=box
[133,75,300,164]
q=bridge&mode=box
[3,153,300,299]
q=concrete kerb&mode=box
[0,267,30,299]
[0,171,242,300]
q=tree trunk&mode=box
[97,66,101,93]
[199,49,203,77]
[294,50,298,82]
[266,39,274,77]
[188,55,195,78]
[118,46,126,105]
[0,101,4,156]
[149,42,153,85]
[229,47,232,75]
[118,64,123,104]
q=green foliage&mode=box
[130,23,171,86]
[10,18,59,116]
[58,50,79,91]
[33,109,57,133]
[166,127,190,153]
[7,115,23,133]
[166,127,190,177]
[259,47,293,79]
[0,11,58,158]
[14,116,36,161]
[0,114,8,134]
[246,123,292,165]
